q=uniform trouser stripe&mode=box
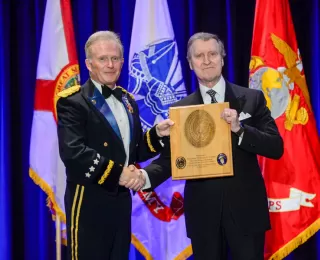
[71,185,84,260]
[75,186,84,260]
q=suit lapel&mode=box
[191,88,204,105]
[224,81,246,114]
[224,81,247,148]
[81,80,124,147]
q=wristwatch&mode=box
[235,124,244,137]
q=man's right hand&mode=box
[156,119,174,137]
[119,165,145,191]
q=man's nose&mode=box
[106,58,114,68]
[203,55,211,65]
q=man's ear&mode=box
[221,59,224,67]
[120,58,124,69]
[189,61,194,71]
[85,59,92,72]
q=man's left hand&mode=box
[155,119,174,137]
[221,108,241,133]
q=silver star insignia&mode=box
[93,159,99,165]
[89,166,95,172]
[85,172,91,178]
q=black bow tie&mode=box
[102,85,123,101]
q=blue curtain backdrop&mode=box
[0,0,319,259]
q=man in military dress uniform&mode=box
[57,31,172,260]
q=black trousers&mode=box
[65,182,132,260]
[190,201,265,260]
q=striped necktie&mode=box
[207,89,218,103]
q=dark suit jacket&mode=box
[57,79,162,194]
[144,81,284,237]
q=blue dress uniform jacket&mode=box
[57,79,162,260]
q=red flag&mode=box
[249,0,320,259]
[29,0,79,244]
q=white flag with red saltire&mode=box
[29,0,79,244]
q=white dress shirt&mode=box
[200,76,226,104]
[91,79,131,167]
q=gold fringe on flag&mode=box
[269,218,320,259]
[131,234,153,260]
[29,167,67,246]
[131,233,193,260]
[174,245,193,260]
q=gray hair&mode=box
[85,31,124,58]
[187,32,226,60]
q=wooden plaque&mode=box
[169,102,233,180]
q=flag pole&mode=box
[56,215,61,260]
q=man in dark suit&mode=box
[142,32,284,259]
[57,31,172,260]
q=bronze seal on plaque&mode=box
[176,157,186,169]
[184,110,215,148]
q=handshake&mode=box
[119,165,146,191]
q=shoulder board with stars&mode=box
[57,85,81,98]
[117,86,135,100]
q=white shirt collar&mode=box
[90,78,117,94]
[199,76,226,104]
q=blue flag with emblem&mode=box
[128,0,192,259]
